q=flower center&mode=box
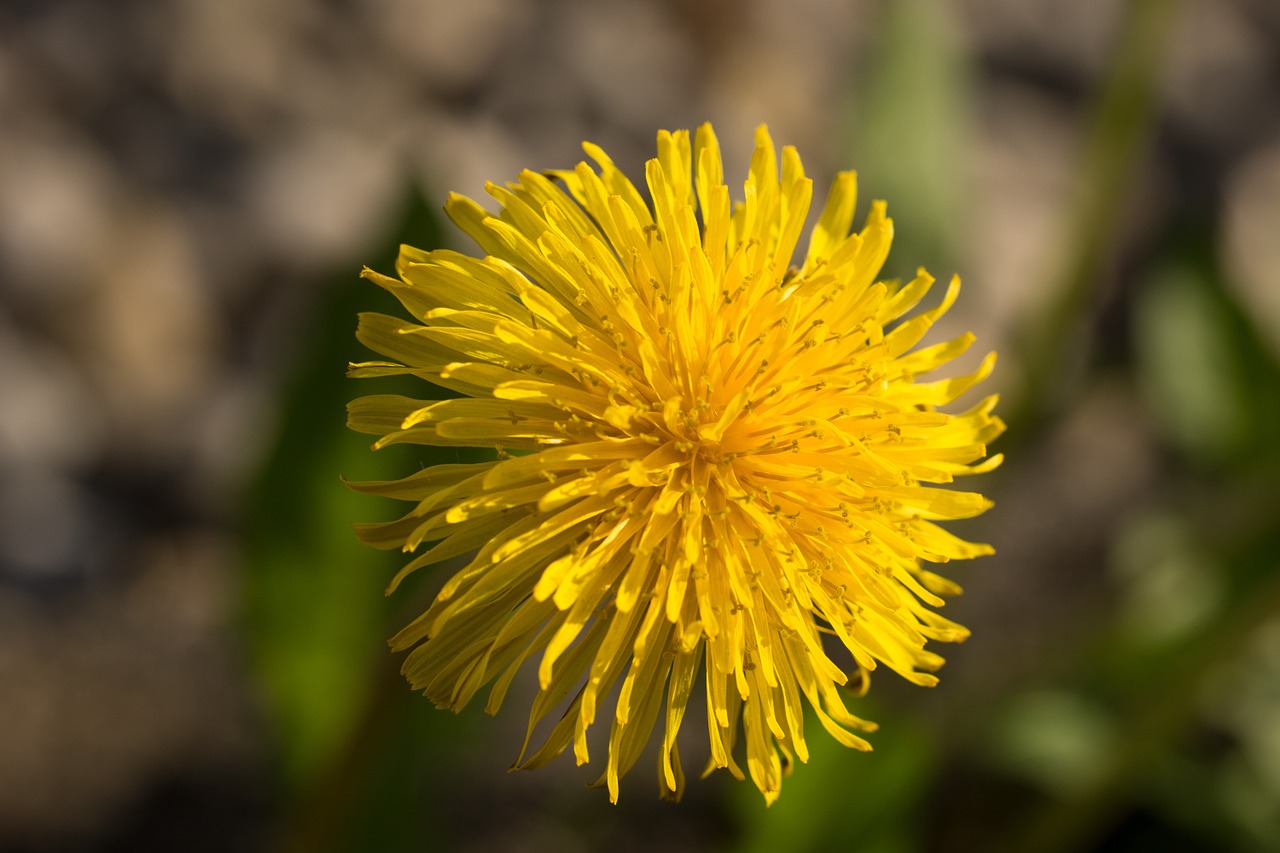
[693,437,727,465]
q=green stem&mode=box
[271,584,441,853]
[274,651,406,853]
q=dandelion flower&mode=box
[347,124,1003,803]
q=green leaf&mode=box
[1135,257,1280,470]
[240,188,450,789]
[735,700,936,853]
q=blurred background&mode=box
[2,0,1279,850]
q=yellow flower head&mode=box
[348,124,1003,804]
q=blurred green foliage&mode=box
[1136,251,1280,471]
[242,191,442,791]
[241,191,495,851]
[853,0,972,281]
[735,698,937,853]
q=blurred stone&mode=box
[0,466,98,583]
[561,0,696,136]
[75,205,220,457]
[246,128,402,267]
[0,35,12,106]
[1162,0,1277,149]
[967,83,1082,349]
[407,110,524,227]
[1223,136,1280,360]
[162,0,309,132]
[0,123,119,302]
[189,373,276,513]
[947,379,1159,697]
[0,531,259,846]
[957,0,1122,79]
[9,0,130,116]
[0,315,110,583]
[0,317,105,470]
[369,0,531,94]
[710,0,872,178]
